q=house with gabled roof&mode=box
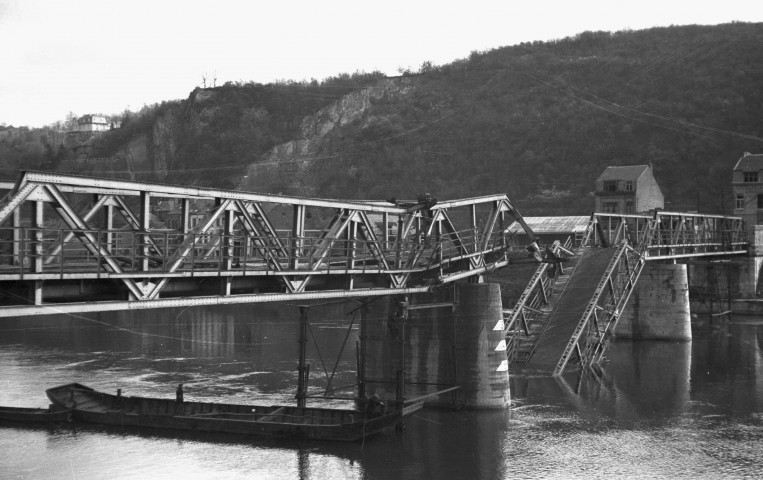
[74,114,111,132]
[594,164,664,214]
[732,152,763,225]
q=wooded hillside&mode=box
[3,23,762,215]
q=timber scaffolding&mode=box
[0,171,533,317]
[504,211,747,376]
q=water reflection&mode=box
[691,318,763,418]
[1,308,762,479]
[0,303,360,407]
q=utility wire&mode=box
[511,63,763,144]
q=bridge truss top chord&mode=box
[0,171,532,317]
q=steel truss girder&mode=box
[505,238,575,365]
[0,171,523,311]
[554,231,652,376]
[42,184,149,300]
[580,212,747,259]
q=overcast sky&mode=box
[1,0,760,128]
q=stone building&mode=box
[74,114,111,132]
[731,152,763,225]
[593,164,664,214]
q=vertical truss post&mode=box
[31,200,43,305]
[434,218,443,274]
[222,207,234,271]
[383,212,389,249]
[221,207,234,296]
[395,216,404,269]
[180,199,190,234]
[291,205,305,270]
[12,208,20,267]
[347,216,358,289]
[140,192,151,272]
[30,200,43,274]
[103,199,114,254]
[499,210,506,250]
[470,204,477,250]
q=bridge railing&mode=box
[0,225,504,277]
[580,213,652,248]
[505,237,575,365]
[0,171,539,310]
[580,211,747,257]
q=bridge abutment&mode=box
[615,263,692,341]
[364,283,509,409]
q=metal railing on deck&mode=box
[505,237,575,364]
[579,211,747,257]
[0,225,505,278]
[553,219,657,376]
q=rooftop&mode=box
[505,216,590,235]
[733,152,763,171]
[596,165,650,182]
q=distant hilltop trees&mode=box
[2,22,762,215]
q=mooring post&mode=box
[357,303,367,403]
[296,306,309,408]
[395,300,408,410]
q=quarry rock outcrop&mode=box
[239,78,412,195]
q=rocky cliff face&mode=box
[92,110,176,182]
[61,78,413,192]
[148,112,176,179]
[238,78,413,195]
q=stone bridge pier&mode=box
[615,263,692,341]
[616,225,763,338]
[363,283,509,410]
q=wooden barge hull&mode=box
[46,383,422,442]
[0,406,70,424]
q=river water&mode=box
[1,304,761,479]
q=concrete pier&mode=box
[363,283,509,409]
[689,225,763,315]
[615,263,692,341]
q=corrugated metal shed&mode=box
[505,216,590,235]
[595,165,648,182]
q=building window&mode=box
[744,171,758,183]
[603,181,617,192]
[757,195,763,209]
[603,201,618,213]
[625,181,634,192]
[625,201,634,213]
[736,195,745,210]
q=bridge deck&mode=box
[524,247,617,373]
[0,171,531,315]
[0,172,749,317]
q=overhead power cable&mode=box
[513,65,763,144]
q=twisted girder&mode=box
[553,208,746,376]
[521,210,748,376]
